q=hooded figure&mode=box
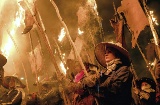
[94,42,133,105]
[134,77,156,105]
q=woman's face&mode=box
[105,48,116,63]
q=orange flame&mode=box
[58,27,66,42]
[1,0,25,57]
[150,11,159,25]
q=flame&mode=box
[1,0,25,57]
[150,11,159,25]
[60,61,66,75]
[78,28,84,35]
[62,53,65,60]
[87,0,98,15]
[38,76,40,81]
[0,0,6,12]
[58,27,66,42]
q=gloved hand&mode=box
[62,82,83,94]
[82,74,97,87]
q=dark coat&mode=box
[99,65,133,105]
[140,91,156,105]
[0,88,22,105]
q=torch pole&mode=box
[50,0,88,77]
[7,31,30,93]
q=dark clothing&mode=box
[99,65,133,105]
[73,94,96,105]
[140,91,156,105]
[0,88,22,105]
[39,87,63,105]
[156,91,160,105]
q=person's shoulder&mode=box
[117,65,132,73]
[118,65,129,70]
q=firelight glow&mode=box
[1,0,25,58]
[58,27,66,42]
[150,11,159,25]
[60,61,66,75]
[78,28,84,35]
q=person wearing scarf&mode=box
[94,42,133,105]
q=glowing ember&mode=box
[150,11,159,25]
[60,61,66,75]
[62,53,65,60]
[58,27,66,42]
[78,28,84,35]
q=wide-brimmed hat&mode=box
[136,77,156,90]
[0,54,7,67]
[94,42,130,68]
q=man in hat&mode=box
[0,77,25,105]
[133,77,156,105]
[94,42,133,105]
[0,54,7,98]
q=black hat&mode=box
[136,77,156,90]
[0,54,7,67]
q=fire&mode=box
[78,28,84,35]
[0,0,6,12]
[60,61,66,75]
[1,0,25,57]
[87,0,98,15]
[58,27,66,42]
[150,11,159,25]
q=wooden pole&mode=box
[50,0,88,77]
[7,31,30,93]
[24,0,61,76]
[142,0,160,58]
[24,1,71,104]
[28,32,40,94]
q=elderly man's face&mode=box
[105,48,116,63]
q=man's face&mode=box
[105,49,116,63]
[9,79,15,88]
[141,82,151,90]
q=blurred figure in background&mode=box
[0,54,7,98]
[133,77,156,105]
[0,78,25,105]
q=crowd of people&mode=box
[0,41,160,105]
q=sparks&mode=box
[60,61,66,75]
[58,27,66,42]
[78,28,84,35]
[150,11,159,25]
